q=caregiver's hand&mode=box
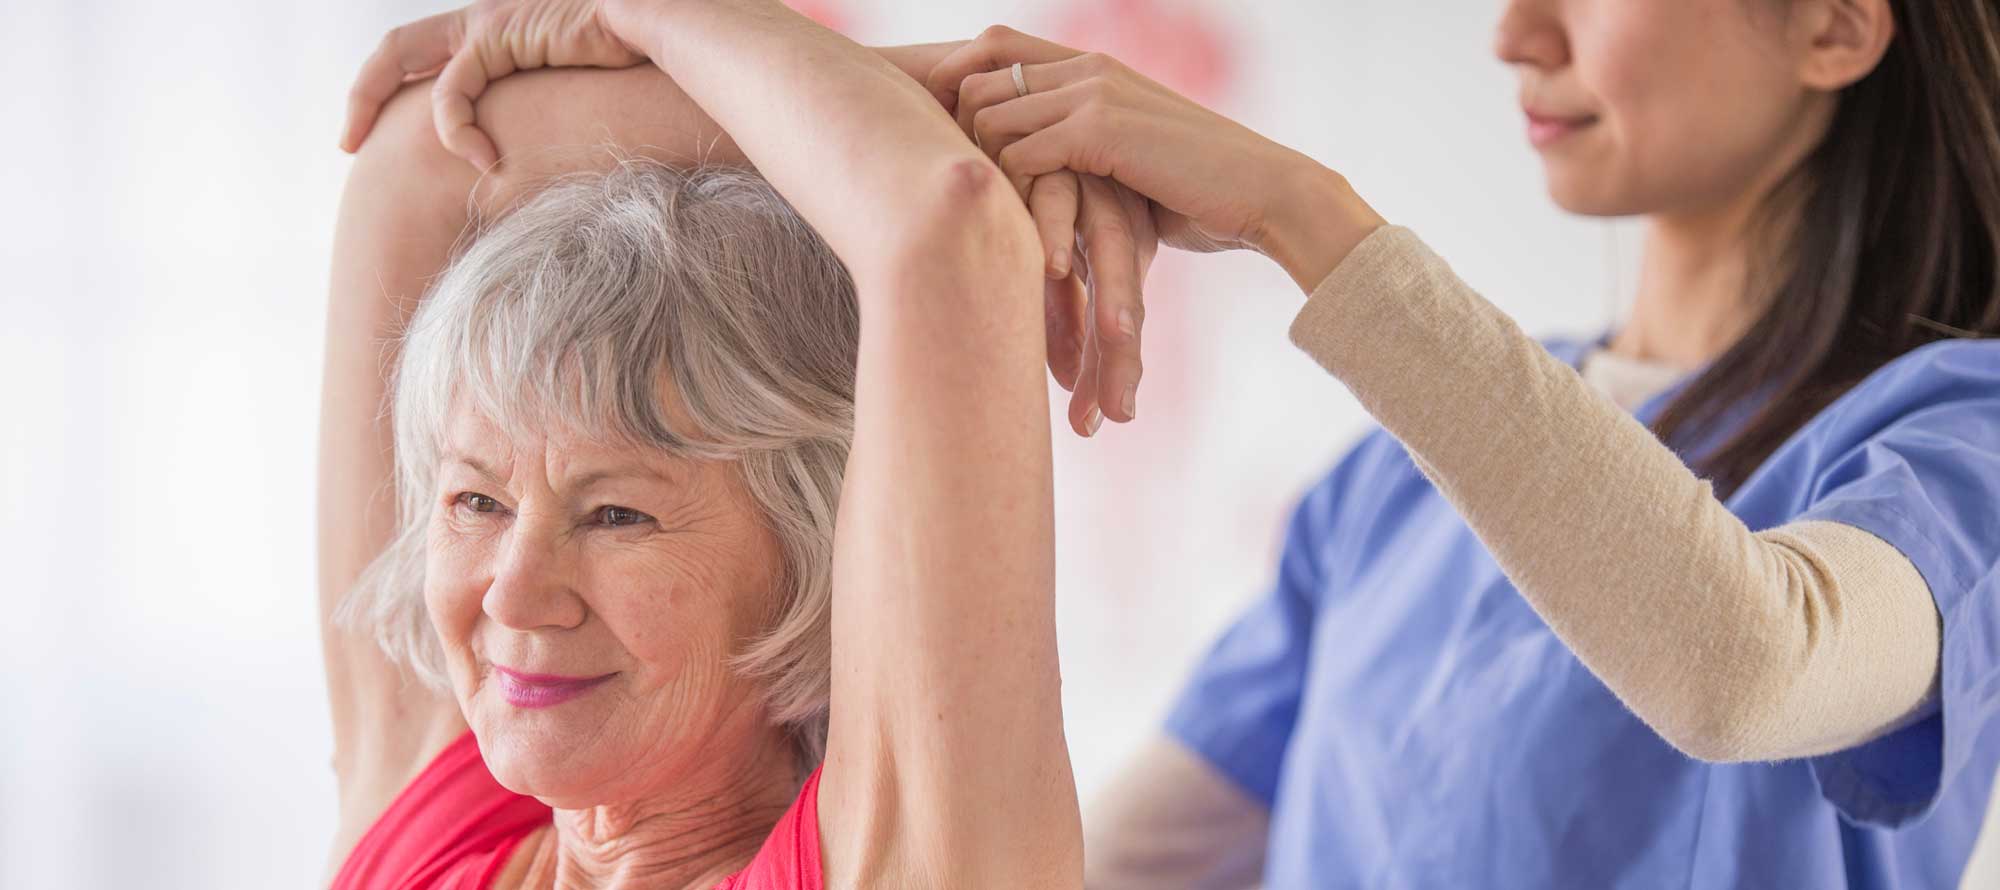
[337,0,653,170]
[932,25,1387,301]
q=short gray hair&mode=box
[337,159,858,765]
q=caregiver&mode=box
[922,2,2000,887]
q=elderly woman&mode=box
[319,1,1081,886]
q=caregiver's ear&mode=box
[1787,0,1896,91]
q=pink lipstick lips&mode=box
[492,665,616,709]
[1525,110,1597,148]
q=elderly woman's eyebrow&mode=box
[442,452,682,490]
[566,463,683,491]
[443,453,505,482]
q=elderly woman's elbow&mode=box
[865,158,1040,281]
[349,81,475,190]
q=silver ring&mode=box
[1011,62,1030,98]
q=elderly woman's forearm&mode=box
[616,1,995,274]
[450,42,965,201]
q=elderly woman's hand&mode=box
[930,26,1389,420]
[338,0,668,170]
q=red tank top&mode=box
[330,731,824,890]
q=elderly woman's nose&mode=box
[481,527,589,632]
[1494,0,1569,71]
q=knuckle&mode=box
[994,141,1022,171]
[1075,97,1111,127]
[957,71,990,103]
[978,23,1018,44]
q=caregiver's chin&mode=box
[1497,0,1885,221]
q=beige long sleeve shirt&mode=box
[1288,225,1942,762]
[1086,226,1960,890]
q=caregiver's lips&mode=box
[492,665,617,709]
[1525,110,1598,148]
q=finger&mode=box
[954,68,1014,140]
[958,55,1102,147]
[1068,305,1106,437]
[1028,172,1080,279]
[973,88,1098,208]
[1044,269,1087,392]
[1078,175,1145,423]
[432,42,512,170]
[341,11,465,153]
[993,115,1113,207]
[924,24,1081,113]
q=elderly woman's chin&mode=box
[459,664,742,808]
[460,667,633,804]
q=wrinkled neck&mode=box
[536,736,801,890]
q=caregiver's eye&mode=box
[454,492,504,514]
[595,505,654,527]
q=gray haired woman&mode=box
[319,1,1082,886]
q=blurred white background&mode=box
[0,0,1638,886]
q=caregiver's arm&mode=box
[1282,224,1939,762]
[938,30,1938,765]
[603,1,1078,885]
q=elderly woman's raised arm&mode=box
[320,76,485,875]
[599,2,1079,886]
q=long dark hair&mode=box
[1653,0,2000,495]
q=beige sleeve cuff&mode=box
[1287,225,1941,761]
[1084,736,1269,890]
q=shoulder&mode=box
[721,768,823,890]
[329,731,552,890]
[1823,337,2000,429]
[1772,337,2000,472]
[1779,339,2000,598]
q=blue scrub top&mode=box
[1167,336,2000,889]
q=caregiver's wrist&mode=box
[1257,157,1386,295]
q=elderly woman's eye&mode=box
[595,505,654,527]
[454,492,503,514]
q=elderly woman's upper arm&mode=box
[321,66,762,871]
[319,79,483,878]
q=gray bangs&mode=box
[339,159,858,766]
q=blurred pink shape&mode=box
[1052,0,1238,104]
[784,0,849,32]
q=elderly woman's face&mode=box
[424,399,788,807]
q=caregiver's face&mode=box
[425,400,787,809]
[1494,0,1815,216]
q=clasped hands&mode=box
[338,0,1381,437]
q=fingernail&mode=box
[1085,406,1103,436]
[1050,248,1070,279]
[1121,384,1137,420]
[1118,309,1137,339]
